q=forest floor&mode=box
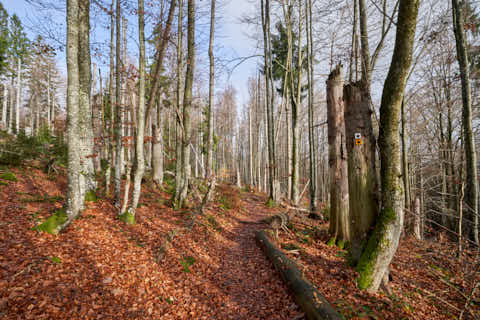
[0,163,478,319]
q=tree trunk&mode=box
[290,0,302,205]
[63,0,95,230]
[35,94,39,135]
[175,0,195,209]
[413,197,422,240]
[401,99,411,211]
[65,0,83,227]
[327,65,350,245]
[105,0,115,196]
[261,0,278,202]
[152,107,164,185]
[452,0,479,245]
[358,0,371,86]
[306,0,317,213]
[47,69,51,132]
[248,99,253,186]
[255,230,342,320]
[2,85,6,129]
[179,0,195,206]
[356,0,419,293]
[125,0,147,222]
[206,0,215,180]
[344,81,378,263]
[114,0,122,208]
[8,81,13,134]
[174,0,184,208]
[15,58,21,134]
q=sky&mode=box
[2,0,259,109]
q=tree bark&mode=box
[65,0,83,226]
[8,80,13,134]
[63,0,95,229]
[114,0,122,208]
[255,230,342,320]
[306,0,317,213]
[15,57,21,134]
[152,107,164,185]
[356,0,419,293]
[290,0,302,205]
[261,0,278,202]
[174,0,184,208]
[401,99,410,211]
[2,85,6,129]
[175,0,195,208]
[125,0,147,222]
[452,0,479,245]
[413,197,422,240]
[327,65,350,245]
[79,0,96,192]
[344,81,378,263]
[105,0,115,196]
[206,0,215,180]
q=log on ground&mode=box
[255,230,342,320]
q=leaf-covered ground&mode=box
[0,165,478,319]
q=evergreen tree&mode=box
[9,14,29,65]
[0,3,9,75]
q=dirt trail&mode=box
[202,193,300,319]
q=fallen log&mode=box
[255,230,342,320]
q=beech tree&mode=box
[452,0,479,245]
[356,0,419,293]
[62,0,96,230]
[174,0,195,208]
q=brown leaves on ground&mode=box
[269,201,480,319]
[1,165,478,319]
[0,168,302,319]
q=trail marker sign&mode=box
[354,133,362,145]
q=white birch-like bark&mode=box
[8,82,13,134]
[2,85,6,129]
[128,0,146,217]
[47,69,51,131]
[15,58,21,133]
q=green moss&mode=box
[206,214,221,231]
[84,190,97,202]
[119,211,135,225]
[265,198,276,208]
[0,180,8,186]
[327,237,336,246]
[21,195,64,203]
[337,239,346,250]
[219,195,233,210]
[48,256,62,264]
[180,256,196,273]
[34,209,68,235]
[0,171,17,181]
[356,207,396,290]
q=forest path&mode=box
[198,189,302,319]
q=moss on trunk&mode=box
[119,210,135,225]
[84,189,97,202]
[356,207,395,289]
[35,209,68,235]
